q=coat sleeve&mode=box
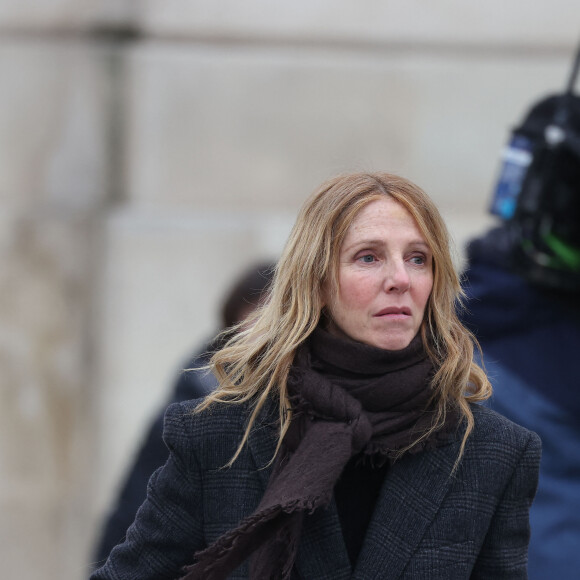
[90,403,206,580]
[470,429,542,579]
[92,409,169,566]
[92,352,216,566]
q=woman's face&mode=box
[324,197,433,351]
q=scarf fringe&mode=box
[179,497,319,580]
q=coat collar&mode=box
[247,399,461,580]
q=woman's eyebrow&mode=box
[340,238,383,253]
[342,238,430,252]
[409,240,431,251]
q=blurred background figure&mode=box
[461,47,580,580]
[92,261,275,567]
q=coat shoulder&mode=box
[468,403,541,456]
[162,396,278,469]
[165,397,250,432]
[163,398,250,450]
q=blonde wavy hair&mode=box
[197,172,491,465]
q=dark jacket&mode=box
[462,227,580,580]
[93,347,217,566]
[91,398,540,579]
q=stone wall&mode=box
[0,2,577,578]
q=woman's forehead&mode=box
[342,198,425,241]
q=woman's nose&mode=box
[383,261,411,292]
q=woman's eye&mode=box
[359,254,376,263]
[410,255,426,265]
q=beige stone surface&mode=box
[137,0,580,48]
[124,44,571,216]
[124,44,416,211]
[0,27,114,580]
[0,213,98,578]
[1,499,60,578]
[0,0,134,29]
[0,41,112,211]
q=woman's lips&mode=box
[374,307,411,318]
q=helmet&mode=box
[490,51,580,291]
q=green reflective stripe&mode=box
[544,233,580,270]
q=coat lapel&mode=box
[353,439,461,580]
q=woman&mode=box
[92,172,541,580]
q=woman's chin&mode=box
[364,332,415,351]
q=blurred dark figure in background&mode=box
[93,261,275,566]
[462,85,580,579]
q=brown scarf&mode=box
[180,327,458,580]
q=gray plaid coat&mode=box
[91,400,540,580]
